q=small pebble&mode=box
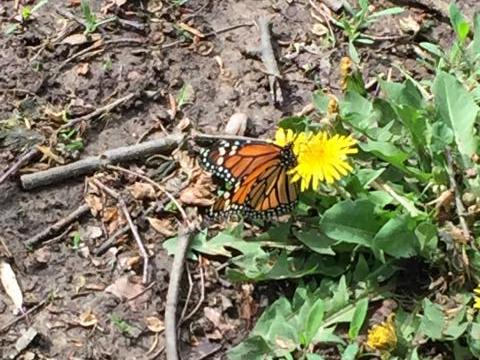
[224,112,248,136]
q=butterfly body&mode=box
[200,139,299,219]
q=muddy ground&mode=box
[0,0,478,359]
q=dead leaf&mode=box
[68,0,82,6]
[0,260,23,314]
[43,106,67,123]
[86,225,103,240]
[74,275,86,293]
[84,283,105,291]
[105,275,149,310]
[428,189,454,210]
[445,222,469,244]
[178,22,205,38]
[127,256,141,269]
[311,23,328,36]
[275,337,295,350]
[399,16,420,34]
[145,316,165,332]
[78,309,98,327]
[61,33,88,45]
[84,193,103,216]
[75,62,90,76]
[127,182,156,200]
[180,170,215,207]
[33,247,50,264]
[147,217,176,237]
[176,117,192,132]
[36,145,65,164]
[204,307,222,328]
[102,206,119,223]
[239,284,257,323]
[206,329,223,340]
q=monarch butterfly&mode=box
[200,138,300,219]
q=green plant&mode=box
[20,0,49,22]
[59,129,84,153]
[80,0,116,34]
[418,3,480,83]
[71,232,82,250]
[334,0,403,63]
[110,313,134,335]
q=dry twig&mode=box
[0,148,39,185]
[92,179,150,284]
[0,297,49,333]
[59,93,135,131]
[25,204,90,248]
[21,134,183,189]
[165,225,193,360]
[255,16,283,104]
[180,256,205,324]
[95,203,156,256]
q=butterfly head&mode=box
[280,142,297,169]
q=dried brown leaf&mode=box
[147,217,176,237]
[127,182,156,200]
[105,275,149,310]
[61,33,88,45]
[239,284,257,322]
[37,145,65,164]
[84,193,103,216]
[102,206,119,223]
[204,307,222,328]
[145,316,165,332]
[180,170,215,207]
[78,309,98,327]
[75,62,90,76]
[427,189,454,210]
[445,222,469,244]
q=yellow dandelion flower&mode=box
[366,314,397,352]
[274,128,296,147]
[273,127,310,155]
[290,132,357,190]
[473,286,480,310]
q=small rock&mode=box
[15,327,38,353]
[224,113,248,136]
[86,226,103,240]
